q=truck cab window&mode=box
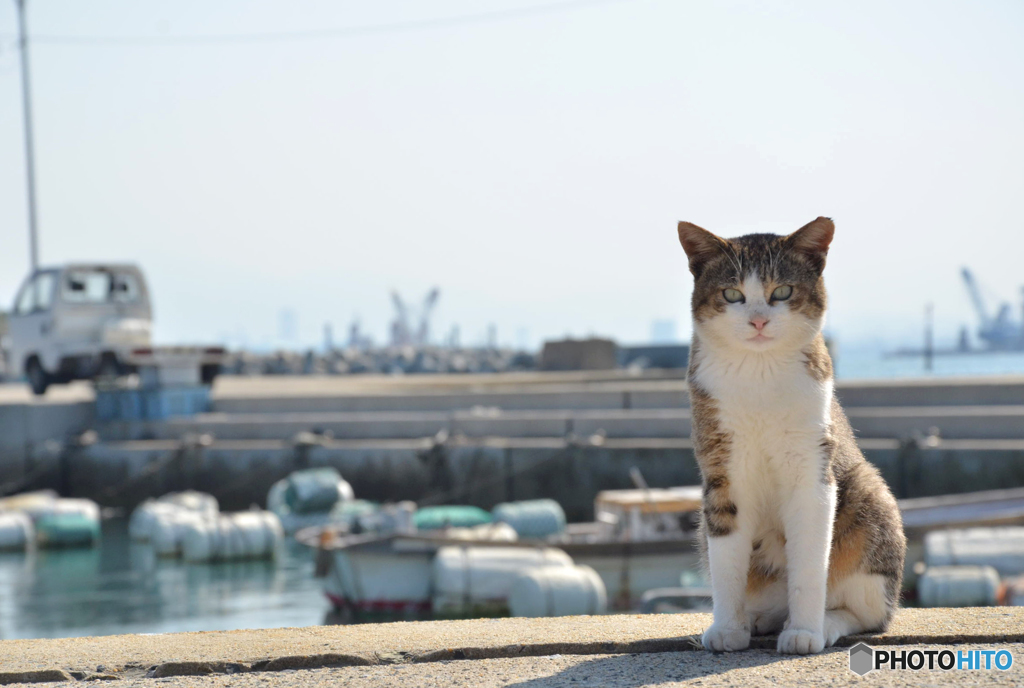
[111,273,140,302]
[63,271,113,303]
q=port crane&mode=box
[960,268,1024,350]
[390,288,440,347]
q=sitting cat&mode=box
[677,217,905,655]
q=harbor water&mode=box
[835,348,1024,380]
[0,517,328,640]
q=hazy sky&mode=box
[1,0,1022,351]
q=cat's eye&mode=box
[771,285,793,301]
[723,288,745,303]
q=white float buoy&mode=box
[918,565,1000,607]
[181,511,283,563]
[431,546,572,615]
[0,511,34,551]
[509,565,608,617]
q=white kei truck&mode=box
[6,264,225,395]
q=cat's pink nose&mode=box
[750,317,769,331]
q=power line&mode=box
[8,0,631,47]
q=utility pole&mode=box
[15,0,40,275]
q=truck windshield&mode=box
[14,272,57,314]
[63,270,140,304]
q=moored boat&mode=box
[300,485,1024,620]
[298,485,705,620]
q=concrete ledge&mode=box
[2,608,1022,683]
[98,405,1024,444]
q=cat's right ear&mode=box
[786,217,835,274]
[677,221,725,278]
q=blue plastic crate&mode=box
[95,386,209,421]
[94,389,145,421]
[94,390,118,421]
[140,386,210,420]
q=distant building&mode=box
[278,308,298,342]
[540,338,617,371]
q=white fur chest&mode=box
[692,348,832,463]
[692,347,835,539]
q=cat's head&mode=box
[677,217,834,353]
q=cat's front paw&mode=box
[777,628,825,655]
[702,623,751,652]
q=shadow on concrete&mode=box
[505,648,802,688]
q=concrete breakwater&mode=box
[2,372,1024,518]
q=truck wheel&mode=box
[200,364,221,386]
[26,358,50,396]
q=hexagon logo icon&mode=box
[849,642,875,676]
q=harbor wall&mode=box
[46,437,1024,520]
[3,373,1024,517]
[0,400,94,491]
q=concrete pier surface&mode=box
[2,608,1023,686]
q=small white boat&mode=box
[303,485,1024,620]
[299,529,703,621]
[298,486,704,620]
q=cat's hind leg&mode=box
[747,576,787,636]
[746,532,789,636]
[823,573,893,646]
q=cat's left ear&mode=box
[678,221,727,279]
[786,217,835,273]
